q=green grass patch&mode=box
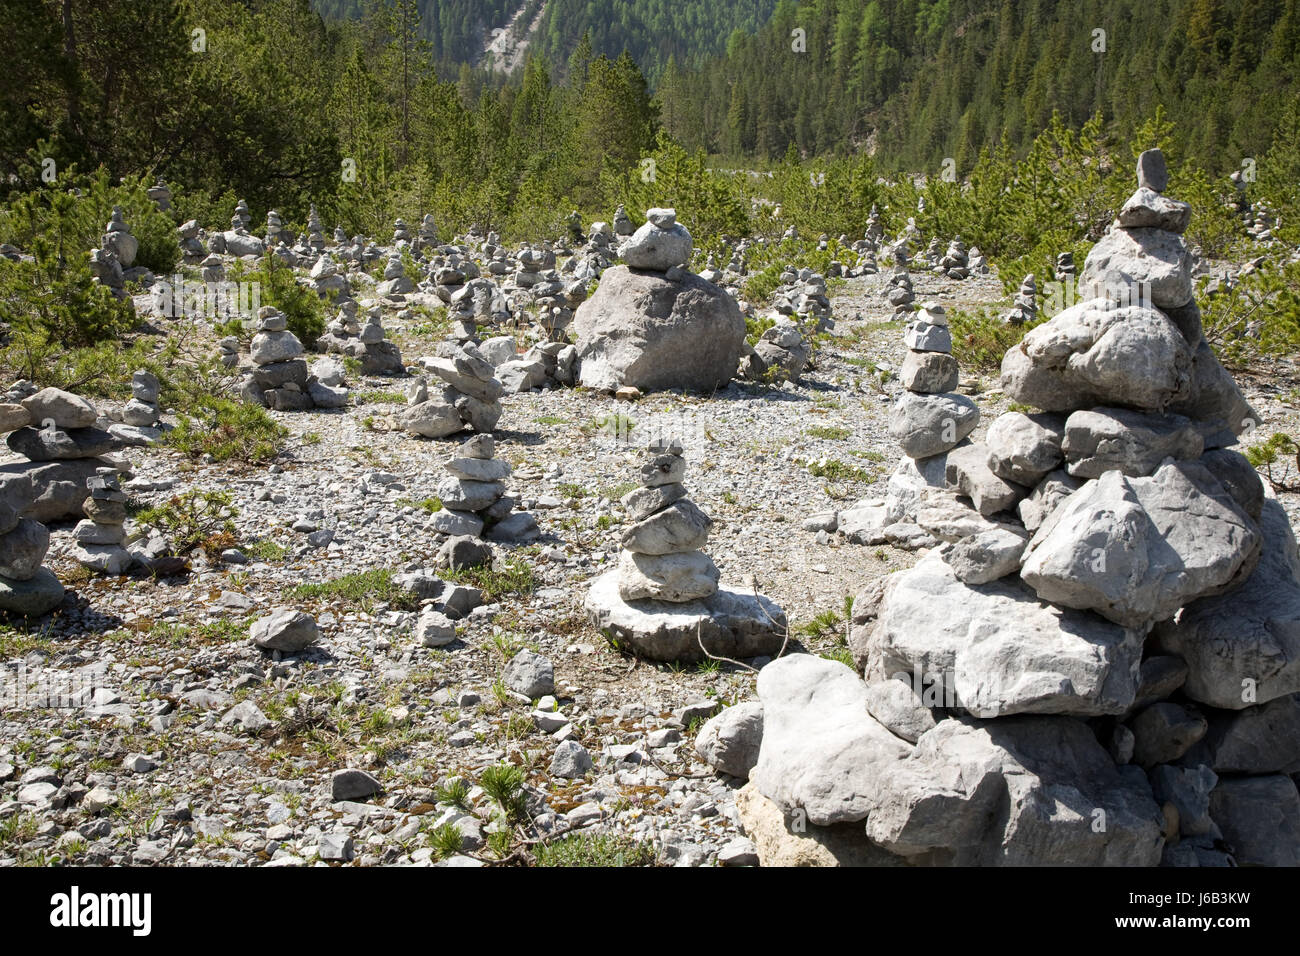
[806,425,851,441]
[445,558,537,603]
[288,568,417,610]
[534,833,657,867]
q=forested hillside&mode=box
[312,0,780,78]
[661,0,1300,171]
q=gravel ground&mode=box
[3,264,1298,867]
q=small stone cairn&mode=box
[584,438,788,662]
[430,434,538,544]
[1003,274,1038,325]
[107,370,164,446]
[72,470,132,575]
[401,343,503,437]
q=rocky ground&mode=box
[3,265,1298,867]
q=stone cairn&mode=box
[613,204,635,238]
[265,209,284,246]
[1003,273,1038,325]
[377,253,414,299]
[0,399,64,616]
[430,433,538,546]
[884,267,915,319]
[1055,251,1076,283]
[584,438,788,662]
[401,343,503,438]
[967,245,989,274]
[738,149,1294,867]
[416,214,438,252]
[306,205,326,251]
[107,370,164,446]
[241,306,345,411]
[309,252,349,299]
[72,470,132,575]
[102,207,139,268]
[937,237,969,279]
[147,178,172,212]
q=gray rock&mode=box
[585,571,787,663]
[1118,187,1191,232]
[1196,694,1300,774]
[694,701,764,777]
[872,550,1145,718]
[1199,448,1264,519]
[942,526,1028,585]
[428,509,484,537]
[318,832,355,862]
[865,716,1164,865]
[1023,461,1261,628]
[20,388,97,429]
[250,330,305,364]
[445,457,511,482]
[1136,149,1169,193]
[1000,299,1192,413]
[0,403,32,434]
[750,655,911,826]
[436,534,491,570]
[7,426,117,461]
[618,216,693,271]
[416,607,457,647]
[863,677,938,743]
[1131,655,1190,711]
[1128,702,1207,768]
[1208,775,1300,866]
[483,511,539,543]
[250,608,319,652]
[1017,469,1083,533]
[640,454,685,488]
[0,566,63,617]
[621,499,711,555]
[1080,226,1193,310]
[984,412,1064,486]
[307,380,349,409]
[219,701,271,733]
[0,517,50,580]
[617,549,719,602]
[398,401,463,439]
[734,781,904,867]
[0,472,35,536]
[622,482,686,521]
[573,266,746,393]
[1148,764,1218,838]
[1167,340,1258,442]
[550,740,592,779]
[888,392,980,459]
[902,322,953,354]
[1061,406,1203,478]
[331,769,382,802]
[436,478,504,512]
[717,837,760,867]
[502,649,554,698]
[945,443,1028,515]
[900,350,959,393]
[250,359,308,390]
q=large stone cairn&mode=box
[739,149,1297,867]
[72,470,132,575]
[430,433,538,545]
[1003,273,1038,325]
[401,343,503,438]
[583,438,788,662]
[90,207,137,295]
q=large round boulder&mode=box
[573,266,746,393]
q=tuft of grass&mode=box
[533,833,657,867]
[949,306,1039,372]
[445,559,536,603]
[426,822,465,860]
[244,538,289,562]
[806,425,851,441]
[535,415,569,426]
[396,497,442,513]
[806,459,872,483]
[288,568,417,611]
[479,763,527,825]
[433,777,471,811]
[358,390,405,405]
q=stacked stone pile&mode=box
[584,438,788,662]
[1055,251,1077,282]
[883,268,914,318]
[241,307,348,411]
[317,305,404,376]
[428,434,538,545]
[1003,274,1038,325]
[0,467,62,617]
[573,209,746,394]
[107,370,164,446]
[937,237,969,279]
[71,470,133,575]
[306,205,326,251]
[737,150,1294,867]
[377,253,414,298]
[400,343,503,437]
